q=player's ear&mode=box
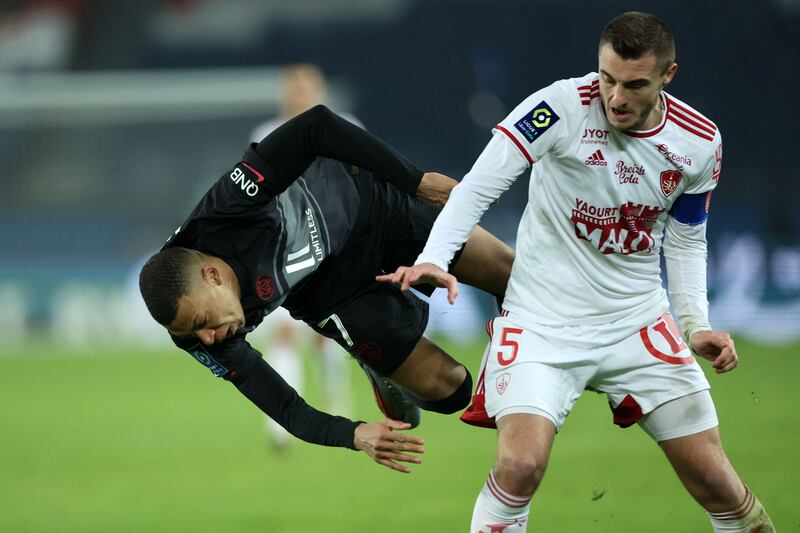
[202,264,223,286]
[662,63,678,87]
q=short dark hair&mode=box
[139,247,199,326]
[600,12,675,73]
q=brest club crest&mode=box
[659,170,682,197]
[496,373,511,395]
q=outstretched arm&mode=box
[377,132,526,303]
[173,335,424,471]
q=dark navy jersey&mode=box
[162,105,423,449]
[165,157,361,320]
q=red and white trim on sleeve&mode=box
[578,79,600,106]
[712,143,723,182]
[665,95,717,142]
[495,125,534,166]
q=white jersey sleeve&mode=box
[494,80,577,164]
[683,130,722,195]
[663,219,712,338]
[663,131,722,338]
[415,81,576,270]
[414,134,525,271]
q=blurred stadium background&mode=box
[1,1,797,531]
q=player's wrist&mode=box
[352,421,367,451]
[413,258,448,273]
[687,327,713,354]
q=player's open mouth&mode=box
[225,326,237,339]
[611,107,631,119]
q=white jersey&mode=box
[417,73,722,341]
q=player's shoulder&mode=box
[663,92,721,144]
[507,72,597,126]
[546,72,601,108]
[569,72,601,104]
[527,72,598,106]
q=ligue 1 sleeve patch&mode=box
[186,344,228,377]
[513,101,560,143]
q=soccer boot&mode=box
[357,359,421,428]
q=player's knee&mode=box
[413,368,472,414]
[494,453,546,495]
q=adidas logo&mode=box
[584,149,608,167]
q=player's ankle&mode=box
[470,470,532,533]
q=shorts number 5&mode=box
[497,327,523,366]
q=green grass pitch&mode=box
[1,338,797,532]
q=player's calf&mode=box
[412,368,472,414]
[707,486,775,532]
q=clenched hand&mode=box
[689,330,739,374]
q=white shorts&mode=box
[460,311,711,434]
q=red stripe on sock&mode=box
[710,488,754,520]
[487,472,531,509]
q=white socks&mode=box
[708,486,775,532]
[470,470,531,533]
[471,471,774,533]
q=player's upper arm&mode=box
[197,106,340,217]
[493,80,574,167]
[197,156,281,219]
[249,105,423,196]
[668,130,722,226]
[462,132,530,194]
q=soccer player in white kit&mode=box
[378,12,774,533]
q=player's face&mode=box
[281,67,326,117]
[598,43,677,132]
[167,278,245,346]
